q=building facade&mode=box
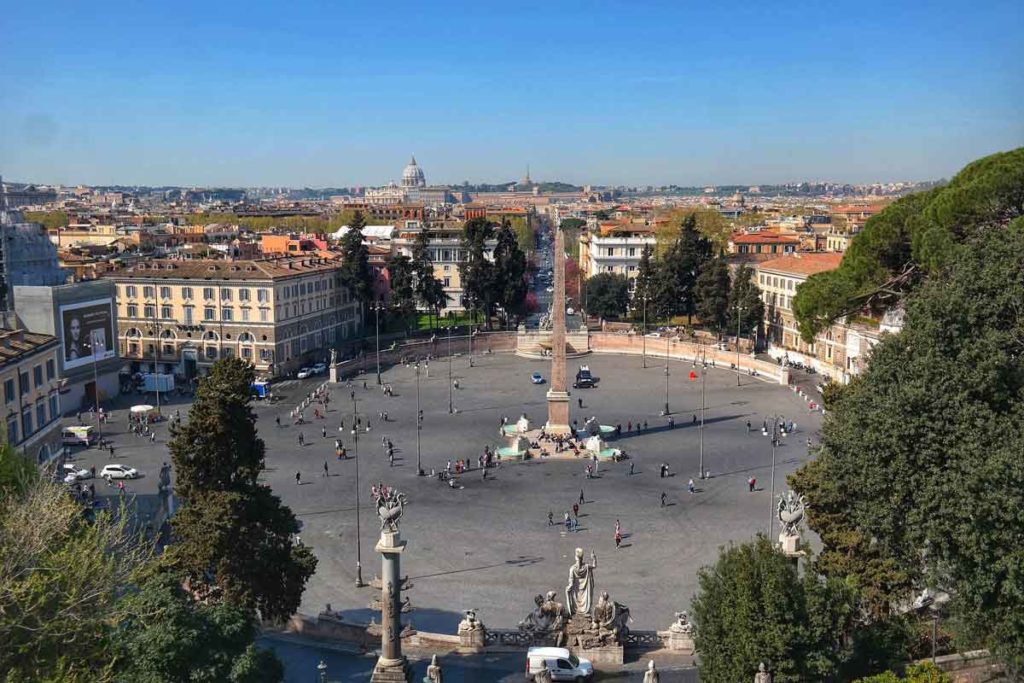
[0,329,63,464]
[392,226,496,312]
[578,223,656,290]
[107,257,361,379]
[755,253,850,382]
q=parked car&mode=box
[525,647,593,681]
[311,362,327,375]
[100,464,138,480]
[296,367,313,379]
[63,464,91,484]
[531,372,545,384]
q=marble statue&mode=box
[458,609,481,632]
[584,416,600,436]
[643,660,660,683]
[330,348,337,366]
[423,654,443,683]
[754,662,772,683]
[592,591,631,642]
[374,487,407,532]
[565,548,597,616]
[519,592,567,646]
[777,491,806,537]
[670,611,693,635]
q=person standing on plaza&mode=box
[548,511,554,526]
[748,476,756,492]
[322,426,327,438]
[572,502,579,518]
[629,462,635,476]
[564,511,571,531]
[615,526,622,549]
[296,471,302,485]
[688,478,695,494]
[298,432,304,447]
[660,492,666,507]
[579,488,585,505]
[323,461,329,477]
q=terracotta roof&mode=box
[0,329,58,365]
[106,258,341,281]
[757,253,843,277]
[731,232,800,244]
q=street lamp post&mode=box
[766,414,782,539]
[447,325,454,414]
[735,302,745,387]
[415,361,423,475]
[663,331,671,417]
[699,344,707,479]
[642,297,647,369]
[90,331,103,442]
[351,393,365,587]
[374,302,382,385]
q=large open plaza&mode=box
[72,350,821,636]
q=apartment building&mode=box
[578,222,656,289]
[755,253,849,382]
[107,257,361,378]
[392,226,495,312]
[0,329,62,463]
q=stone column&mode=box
[371,529,413,682]
[546,226,571,435]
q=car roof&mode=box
[527,647,570,658]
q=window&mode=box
[144,305,155,319]
[260,348,273,361]
[163,344,174,355]
[203,287,215,300]
[205,347,217,359]
[628,247,636,257]
[606,248,614,256]
[443,277,450,287]
[443,264,450,272]
[125,285,137,298]
[143,286,155,298]
[223,348,234,358]
[220,288,232,301]
[442,250,451,261]
[239,289,250,302]
[161,305,172,319]
[242,347,253,359]
[46,359,55,381]
[36,400,46,429]
[259,308,269,322]
[6,416,17,444]
[4,379,14,404]
[241,308,250,322]
[257,288,269,303]
[21,408,32,438]
[221,308,233,322]
[49,394,59,422]
[128,342,139,355]
[33,365,43,387]
[160,286,172,299]
[183,306,194,325]
[182,287,193,300]
[127,304,138,318]
[19,372,29,396]
[204,307,216,321]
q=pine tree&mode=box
[459,217,496,327]
[492,221,528,326]
[726,264,765,339]
[631,245,656,321]
[694,257,731,335]
[385,253,416,329]
[338,210,372,313]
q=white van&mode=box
[525,647,593,681]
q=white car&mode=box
[525,647,593,681]
[63,464,91,484]
[296,367,313,379]
[312,362,327,375]
[100,464,138,480]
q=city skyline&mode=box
[2,0,1021,187]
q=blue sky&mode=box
[1,0,1021,187]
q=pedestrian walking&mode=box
[276,415,281,427]
[323,461,329,477]
[627,420,632,432]
[660,492,667,507]
[629,462,635,476]
[322,427,327,438]
[688,478,695,494]
[692,414,697,424]
[298,433,304,446]
[296,471,302,485]
[572,502,579,517]
[564,512,571,530]
[643,420,648,431]
[615,528,622,549]
[150,432,156,443]
[579,488,585,505]
[746,420,751,432]
[578,397,583,409]
[748,476,756,492]
[548,511,554,526]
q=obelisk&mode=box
[545,226,572,435]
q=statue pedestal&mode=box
[663,630,695,654]
[545,390,572,436]
[572,644,624,666]
[778,533,802,556]
[369,657,412,682]
[329,366,339,383]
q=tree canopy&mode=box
[694,257,731,334]
[492,220,529,325]
[459,217,497,325]
[585,272,631,319]
[790,219,1024,671]
[337,210,373,309]
[793,147,1024,342]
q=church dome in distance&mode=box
[401,155,426,188]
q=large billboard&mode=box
[60,298,116,371]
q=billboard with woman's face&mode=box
[60,299,116,370]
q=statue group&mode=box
[519,547,631,649]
